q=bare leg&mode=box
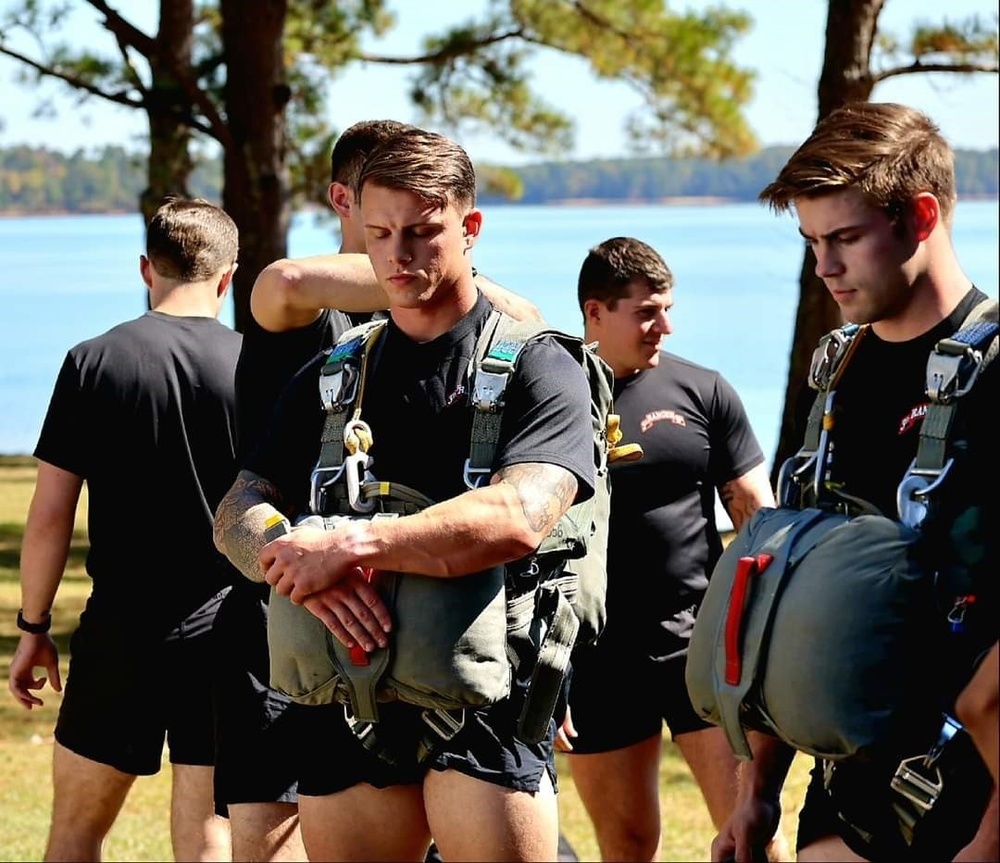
[45,741,136,862]
[797,834,868,862]
[425,768,558,862]
[674,727,740,830]
[228,802,306,862]
[567,732,662,862]
[956,641,999,784]
[298,784,430,862]
[170,764,231,861]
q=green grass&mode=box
[0,456,810,862]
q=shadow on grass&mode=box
[0,523,89,579]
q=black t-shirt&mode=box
[829,286,997,659]
[829,288,994,518]
[235,307,354,462]
[34,311,243,633]
[604,354,765,652]
[247,292,596,526]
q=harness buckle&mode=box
[472,369,510,413]
[319,359,361,412]
[809,326,858,391]
[420,708,465,742]
[310,464,345,515]
[925,342,982,404]
[463,458,491,490]
[777,451,817,508]
[896,458,954,528]
[345,450,376,514]
[343,704,377,746]
[890,755,943,813]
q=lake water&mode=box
[2,201,997,476]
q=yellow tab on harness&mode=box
[607,414,623,447]
[609,443,643,464]
[606,414,643,463]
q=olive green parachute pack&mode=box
[267,308,641,759]
[686,298,998,843]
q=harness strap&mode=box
[332,634,391,723]
[516,583,580,744]
[779,325,867,509]
[312,320,387,514]
[897,299,999,528]
[466,309,533,488]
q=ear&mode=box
[328,182,353,220]
[139,254,154,289]
[462,209,483,249]
[910,193,939,242]
[582,298,603,327]
[218,263,238,299]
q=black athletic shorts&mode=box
[54,587,230,776]
[296,682,558,798]
[797,746,993,861]
[566,634,710,753]
[211,581,309,813]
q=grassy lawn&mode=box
[0,456,811,862]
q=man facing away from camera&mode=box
[9,197,240,861]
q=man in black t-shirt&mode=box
[560,237,777,862]
[217,120,545,861]
[215,129,594,862]
[714,102,998,863]
[8,198,240,861]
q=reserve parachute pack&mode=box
[685,298,998,842]
[267,307,640,757]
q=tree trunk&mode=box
[140,0,195,224]
[771,0,883,485]
[137,1,195,311]
[219,0,291,333]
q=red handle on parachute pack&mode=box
[724,554,773,685]
[348,567,376,667]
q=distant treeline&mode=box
[1,143,997,214]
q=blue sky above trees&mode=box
[0,0,996,164]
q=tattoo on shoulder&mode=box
[497,463,577,534]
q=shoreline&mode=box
[3,193,997,218]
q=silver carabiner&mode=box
[345,450,376,514]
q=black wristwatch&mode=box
[16,609,52,634]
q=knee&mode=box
[956,651,999,729]
[595,816,661,861]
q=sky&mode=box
[0,0,997,166]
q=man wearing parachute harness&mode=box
[214,128,595,862]
[214,118,542,861]
[711,102,998,863]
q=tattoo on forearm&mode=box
[720,480,765,533]
[214,470,285,582]
[498,463,577,534]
